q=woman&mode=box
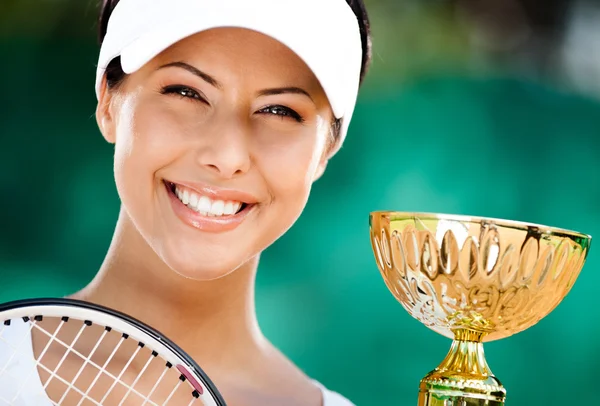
[3,0,372,404]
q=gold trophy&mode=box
[369,212,591,405]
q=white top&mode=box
[0,322,354,406]
[316,381,356,406]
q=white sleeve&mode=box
[0,321,52,406]
[313,380,356,406]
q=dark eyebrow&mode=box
[258,87,314,102]
[157,62,312,102]
[158,61,221,89]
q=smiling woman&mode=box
[1,0,372,405]
[98,24,361,281]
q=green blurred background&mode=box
[1,0,599,404]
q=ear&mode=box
[312,159,328,182]
[312,131,339,182]
[95,76,117,144]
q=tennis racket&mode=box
[0,298,227,406]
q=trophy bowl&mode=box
[369,212,592,406]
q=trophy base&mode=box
[417,330,506,406]
[418,391,504,406]
[418,381,505,406]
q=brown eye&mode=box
[258,105,304,122]
[161,85,205,102]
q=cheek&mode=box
[112,99,187,218]
[261,124,328,208]
[114,99,185,175]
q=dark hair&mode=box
[98,0,372,142]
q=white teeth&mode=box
[223,201,234,215]
[173,185,244,217]
[212,200,225,216]
[198,196,211,213]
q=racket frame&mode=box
[0,297,226,406]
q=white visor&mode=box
[95,0,363,150]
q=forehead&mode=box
[151,28,323,90]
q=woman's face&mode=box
[97,28,334,280]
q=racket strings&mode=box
[0,317,205,405]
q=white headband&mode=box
[95,0,363,150]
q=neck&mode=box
[70,207,265,378]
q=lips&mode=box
[163,180,257,232]
[166,182,246,217]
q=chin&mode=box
[169,265,235,282]
[157,240,254,282]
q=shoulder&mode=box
[313,380,356,406]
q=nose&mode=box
[195,117,252,179]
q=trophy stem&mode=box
[418,329,506,406]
